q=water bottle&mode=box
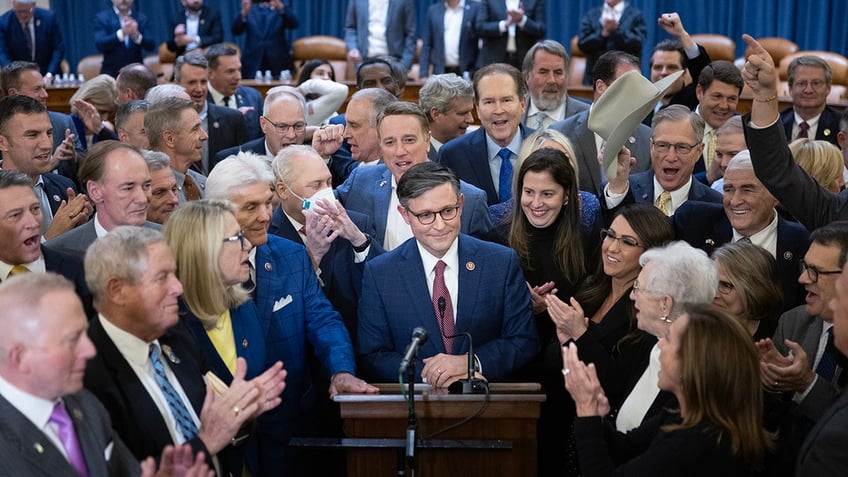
[264,70,273,82]
[280,70,292,83]
[255,70,263,82]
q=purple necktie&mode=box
[49,401,90,477]
[433,260,455,353]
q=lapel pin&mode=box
[52,194,61,202]
[264,262,272,272]
[628,136,636,144]
[466,261,475,271]
[824,128,831,137]
[242,339,248,348]
[161,344,180,364]
[784,251,793,260]
[72,408,83,420]
[213,121,220,129]
[705,239,715,246]
[379,180,387,187]
[36,20,41,27]
[200,19,205,25]
[34,442,44,453]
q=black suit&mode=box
[206,103,248,173]
[84,319,222,473]
[643,45,711,126]
[797,391,848,476]
[42,245,95,319]
[475,0,546,68]
[578,4,647,86]
[166,5,223,56]
[780,106,842,146]
[419,0,480,78]
[672,201,810,311]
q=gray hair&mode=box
[788,55,833,86]
[639,241,718,317]
[145,84,188,105]
[206,151,275,200]
[271,144,319,184]
[715,115,743,138]
[724,150,753,173]
[651,104,705,143]
[263,87,307,117]
[84,227,165,308]
[0,169,33,190]
[115,99,149,131]
[350,88,397,127]
[0,272,75,359]
[141,149,171,172]
[396,162,460,208]
[174,53,209,82]
[522,39,570,74]
[418,74,474,120]
[145,96,195,150]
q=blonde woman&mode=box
[69,74,117,149]
[790,138,845,192]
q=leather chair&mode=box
[744,37,799,66]
[568,35,587,87]
[691,34,736,62]
[779,51,848,86]
[292,35,350,81]
[76,54,103,80]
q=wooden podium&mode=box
[332,383,544,476]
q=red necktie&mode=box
[798,121,810,139]
[432,260,455,353]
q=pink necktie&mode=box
[49,401,90,477]
[432,260,455,353]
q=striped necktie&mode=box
[149,343,198,441]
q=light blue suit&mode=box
[357,234,538,382]
[335,164,493,246]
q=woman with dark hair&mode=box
[296,59,336,84]
[564,304,772,475]
[712,241,783,340]
[294,59,346,125]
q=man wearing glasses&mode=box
[336,102,492,251]
[603,104,721,217]
[757,220,848,470]
[357,161,538,386]
[779,55,841,146]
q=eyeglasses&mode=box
[791,80,827,90]
[632,279,659,295]
[262,116,306,134]
[717,280,735,295]
[799,259,841,283]
[651,139,699,155]
[405,203,460,225]
[600,229,642,248]
[223,230,247,251]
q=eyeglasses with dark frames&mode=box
[600,228,643,248]
[405,203,461,225]
[799,259,842,283]
[223,230,247,251]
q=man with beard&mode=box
[521,40,588,130]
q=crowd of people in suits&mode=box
[2,0,848,476]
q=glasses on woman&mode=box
[717,280,735,295]
[799,260,842,283]
[600,229,642,248]
[405,203,460,225]
[223,230,247,251]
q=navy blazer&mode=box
[577,4,647,85]
[84,318,215,470]
[672,201,810,311]
[438,125,534,205]
[475,0,546,67]
[42,245,95,319]
[71,114,118,150]
[743,115,848,230]
[780,106,842,146]
[166,5,223,56]
[418,0,480,78]
[215,136,266,166]
[207,103,248,172]
[550,109,652,194]
[344,0,418,68]
[0,7,64,75]
[231,2,298,77]
[357,234,538,382]
[41,172,76,216]
[94,9,155,77]
[616,170,723,214]
[335,163,493,246]
[267,207,384,341]
[207,85,263,140]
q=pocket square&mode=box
[273,295,293,312]
[104,440,114,460]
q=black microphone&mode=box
[399,327,428,374]
[436,296,486,394]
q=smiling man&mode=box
[779,55,842,146]
[141,150,179,225]
[337,101,492,250]
[695,61,743,170]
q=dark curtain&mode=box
[51,0,848,75]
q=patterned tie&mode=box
[816,328,839,382]
[798,121,810,139]
[737,237,752,244]
[705,130,717,170]
[655,190,672,216]
[9,265,30,276]
[497,148,513,203]
[432,260,455,353]
[182,174,201,201]
[149,343,199,441]
[533,112,548,130]
[49,401,90,477]
[22,21,34,60]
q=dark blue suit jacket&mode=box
[577,4,647,85]
[71,114,118,150]
[41,172,76,216]
[335,163,493,246]
[267,207,384,341]
[326,114,359,187]
[419,0,480,78]
[166,5,223,56]
[618,170,723,211]
[438,125,534,206]
[94,8,155,77]
[475,0,546,67]
[42,244,94,319]
[344,0,417,68]
[207,85,264,140]
[231,2,298,77]
[780,106,842,146]
[0,7,64,74]
[672,201,810,311]
[215,136,266,165]
[207,103,248,172]
[252,235,356,472]
[357,234,538,382]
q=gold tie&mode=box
[656,190,672,216]
[705,131,717,170]
[183,174,201,201]
[9,265,30,276]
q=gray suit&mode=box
[0,390,140,476]
[549,109,652,194]
[522,95,589,129]
[797,391,848,476]
[45,219,161,258]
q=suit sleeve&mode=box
[519,0,546,38]
[400,0,417,68]
[343,1,359,51]
[614,10,647,54]
[743,115,848,230]
[94,13,121,53]
[357,261,405,381]
[201,10,223,47]
[47,16,65,75]
[0,18,11,65]
[577,9,604,55]
[464,188,494,240]
[474,250,538,380]
[418,8,434,78]
[475,0,504,38]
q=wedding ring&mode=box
[437,368,444,374]
[233,405,240,416]
[69,213,76,219]
[562,368,570,376]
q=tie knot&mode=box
[149,342,161,362]
[800,121,810,130]
[9,265,30,276]
[434,260,447,276]
[49,401,71,427]
[497,148,511,161]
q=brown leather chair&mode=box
[691,34,736,62]
[568,35,587,87]
[76,54,103,80]
[292,35,350,81]
[778,51,848,86]
[744,37,799,66]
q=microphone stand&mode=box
[438,297,487,395]
[404,359,418,475]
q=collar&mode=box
[526,97,566,119]
[98,314,157,369]
[652,175,692,212]
[0,256,46,281]
[282,209,305,238]
[207,84,231,105]
[94,213,109,238]
[793,111,821,128]
[0,374,55,431]
[732,209,778,244]
[486,129,523,160]
[417,236,460,273]
[198,100,208,121]
[113,7,132,17]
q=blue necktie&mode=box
[816,328,838,382]
[149,343,198,441]
[498,148,513,203]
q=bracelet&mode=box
[753,94,778,103]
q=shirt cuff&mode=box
[518,15,528,28]
[498,20,507,33]
[603,182,628,209]
[793,375,818,403]
[116,29,124,41]
[353,245,370,264]
[685,43,700,59]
